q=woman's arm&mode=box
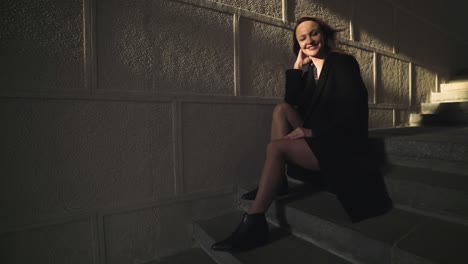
[284,69,306,105]
[284,50,313,105]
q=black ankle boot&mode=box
[241,177,288,200]
[211,212,268,252]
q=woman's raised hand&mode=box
[283,127,313,140]
[294,50,311,70]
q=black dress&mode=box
[284,52,393,222]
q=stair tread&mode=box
[371,126,468,143]
[384,165,468,220]
[247,192,468,263]
[369,126,450,137]
[397,217,468,264]
[422,102,468,114]
[386,154,468,176]
[440,81,468,91]
[391,127,468,143]
[370,126,468,162]
[432,89,468,102]
[290,194,468,263]
[147,247,216,264]
[286,192,422,244]
[242,164,468,222]
[385,165,468,191]
[195,211,351,264]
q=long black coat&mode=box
[284,52,393,222]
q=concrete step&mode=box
[422,102,468,114]
[242,164,468,224]
[440,80,468,92]
[432,90,468,103]
[242,163,468,224]
[386,155,468,176]
[410,114,468,127]
[407,113,467,127]
[145,247,217,264]
[410,101,468,126]
[193,211,351,264]
[433,80,468,102]
[369,126,468,163]
[415,102,468,125]
[239,192,468,264]
[384,165,468,222]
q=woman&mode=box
[212,17,392,252]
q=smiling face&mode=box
[295,20,323,58]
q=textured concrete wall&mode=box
[181,103,272,193]
[240,18,294,97]
[97,0,234,94]
[1,219,97,264]
[0,0,85,91]
[391,0,468,73]
[209,0,282,19]
[354,0,395,53]
[413,65,437,109]
[0,99,175,227]
[288,0,351,39]
[339,44,375,103]
[0,0,460,263]
[377,55,410,106]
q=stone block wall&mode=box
[0,0,456,263]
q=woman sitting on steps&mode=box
[212,16,393,252]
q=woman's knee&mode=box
[272,102,291,118]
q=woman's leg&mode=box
[270,102,303,141]
[240,102,302,200]
[212,106,313,251]
[248,139,319,214]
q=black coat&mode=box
[284,52,393,222]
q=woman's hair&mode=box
[292,16,339,56]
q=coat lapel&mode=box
[304,64,316,92]
[305,53,335,117]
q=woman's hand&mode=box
[283,127,313,139]
[294,50,311,70]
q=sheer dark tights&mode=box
[248,102,320,214]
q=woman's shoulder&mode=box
[327,51,360,72]
[328,51,358,64]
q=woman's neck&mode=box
[310,52,329,79]
[311,57,325,69]
[310,50,329,68]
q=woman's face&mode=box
[295,21,323,58]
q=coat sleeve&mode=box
[284,69,306,105]
[312,55,368,141]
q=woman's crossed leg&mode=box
[248,103,320,214]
